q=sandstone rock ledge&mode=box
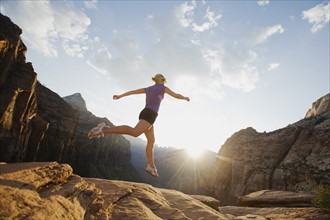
[0,162,227,220]
[1,162,329,220]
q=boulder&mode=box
[238,190,315,207]
[0,162,99,219]
[190,194,221,210]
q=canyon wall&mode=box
[0,14,138,181]
[207,93,330,205]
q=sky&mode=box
[1,0,329,153]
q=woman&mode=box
[87,74,190,177]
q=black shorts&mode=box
[139,108,158,125]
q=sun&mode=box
[186,147,204,159]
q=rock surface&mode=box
[0,162,98,219]
[0,162,228,220]
[0,14,138,181]
[190,194,222,210]
[238,190,315,207]
[1,162,329,220]
[207,93,330,205]
[305,93,330,118]
[219,206,330,220]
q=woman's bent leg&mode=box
[102,120,151,137]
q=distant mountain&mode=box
[127,135,218,195]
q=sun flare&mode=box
[186,148,204,159]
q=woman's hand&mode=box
[113,95,121,100]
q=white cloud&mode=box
[176,1,222,33]
[84,0,98,9]
[87,1,258,96]
[257,0,270,6]
[222,64,259,92]
[203,48,260,92]
[0,5,6,14]
[175,1,195,28]
[3,1,58,57]
[86,60,107,75]
[145,14,209,79]
[254,24,284,44]
[192,6,222,32]
[62,41,87,58]
[268,63,280,71]
[2,1,91,57]
[302,2,329,33]
[87,34,151,88]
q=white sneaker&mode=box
[88,122,106,139]
[145,164,159,177]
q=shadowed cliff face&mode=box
[207,93,330,205]
[0,14,37,162]
[0,14,138,181]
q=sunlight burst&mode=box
[186,147,204,159]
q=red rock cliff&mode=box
[0,14,138,181]
[207,93,330,205]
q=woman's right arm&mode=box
[113,88,145,100]
[165,87,190,102]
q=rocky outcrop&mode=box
[190,194,221,210]
[0,14,137,181]
[208,93,330,205]
[62,93,88,112]
[238,190,315,207]
[0,162,229,220]
[2,162,329,220]
[305,94,330,118]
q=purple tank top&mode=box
[145,84,166,113]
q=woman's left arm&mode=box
[165,87,190,102]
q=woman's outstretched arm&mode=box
[113,88,145,100]
[165,87,190,102]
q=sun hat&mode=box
[152,74,166,83]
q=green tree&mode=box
[313,185,330,213]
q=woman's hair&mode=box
[152,74,166,83]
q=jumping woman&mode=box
[87,74,190,177]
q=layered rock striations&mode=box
[208,93,330,205]
[0,13,38,162]
[0,162,229,220]
[0,14,137,181]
